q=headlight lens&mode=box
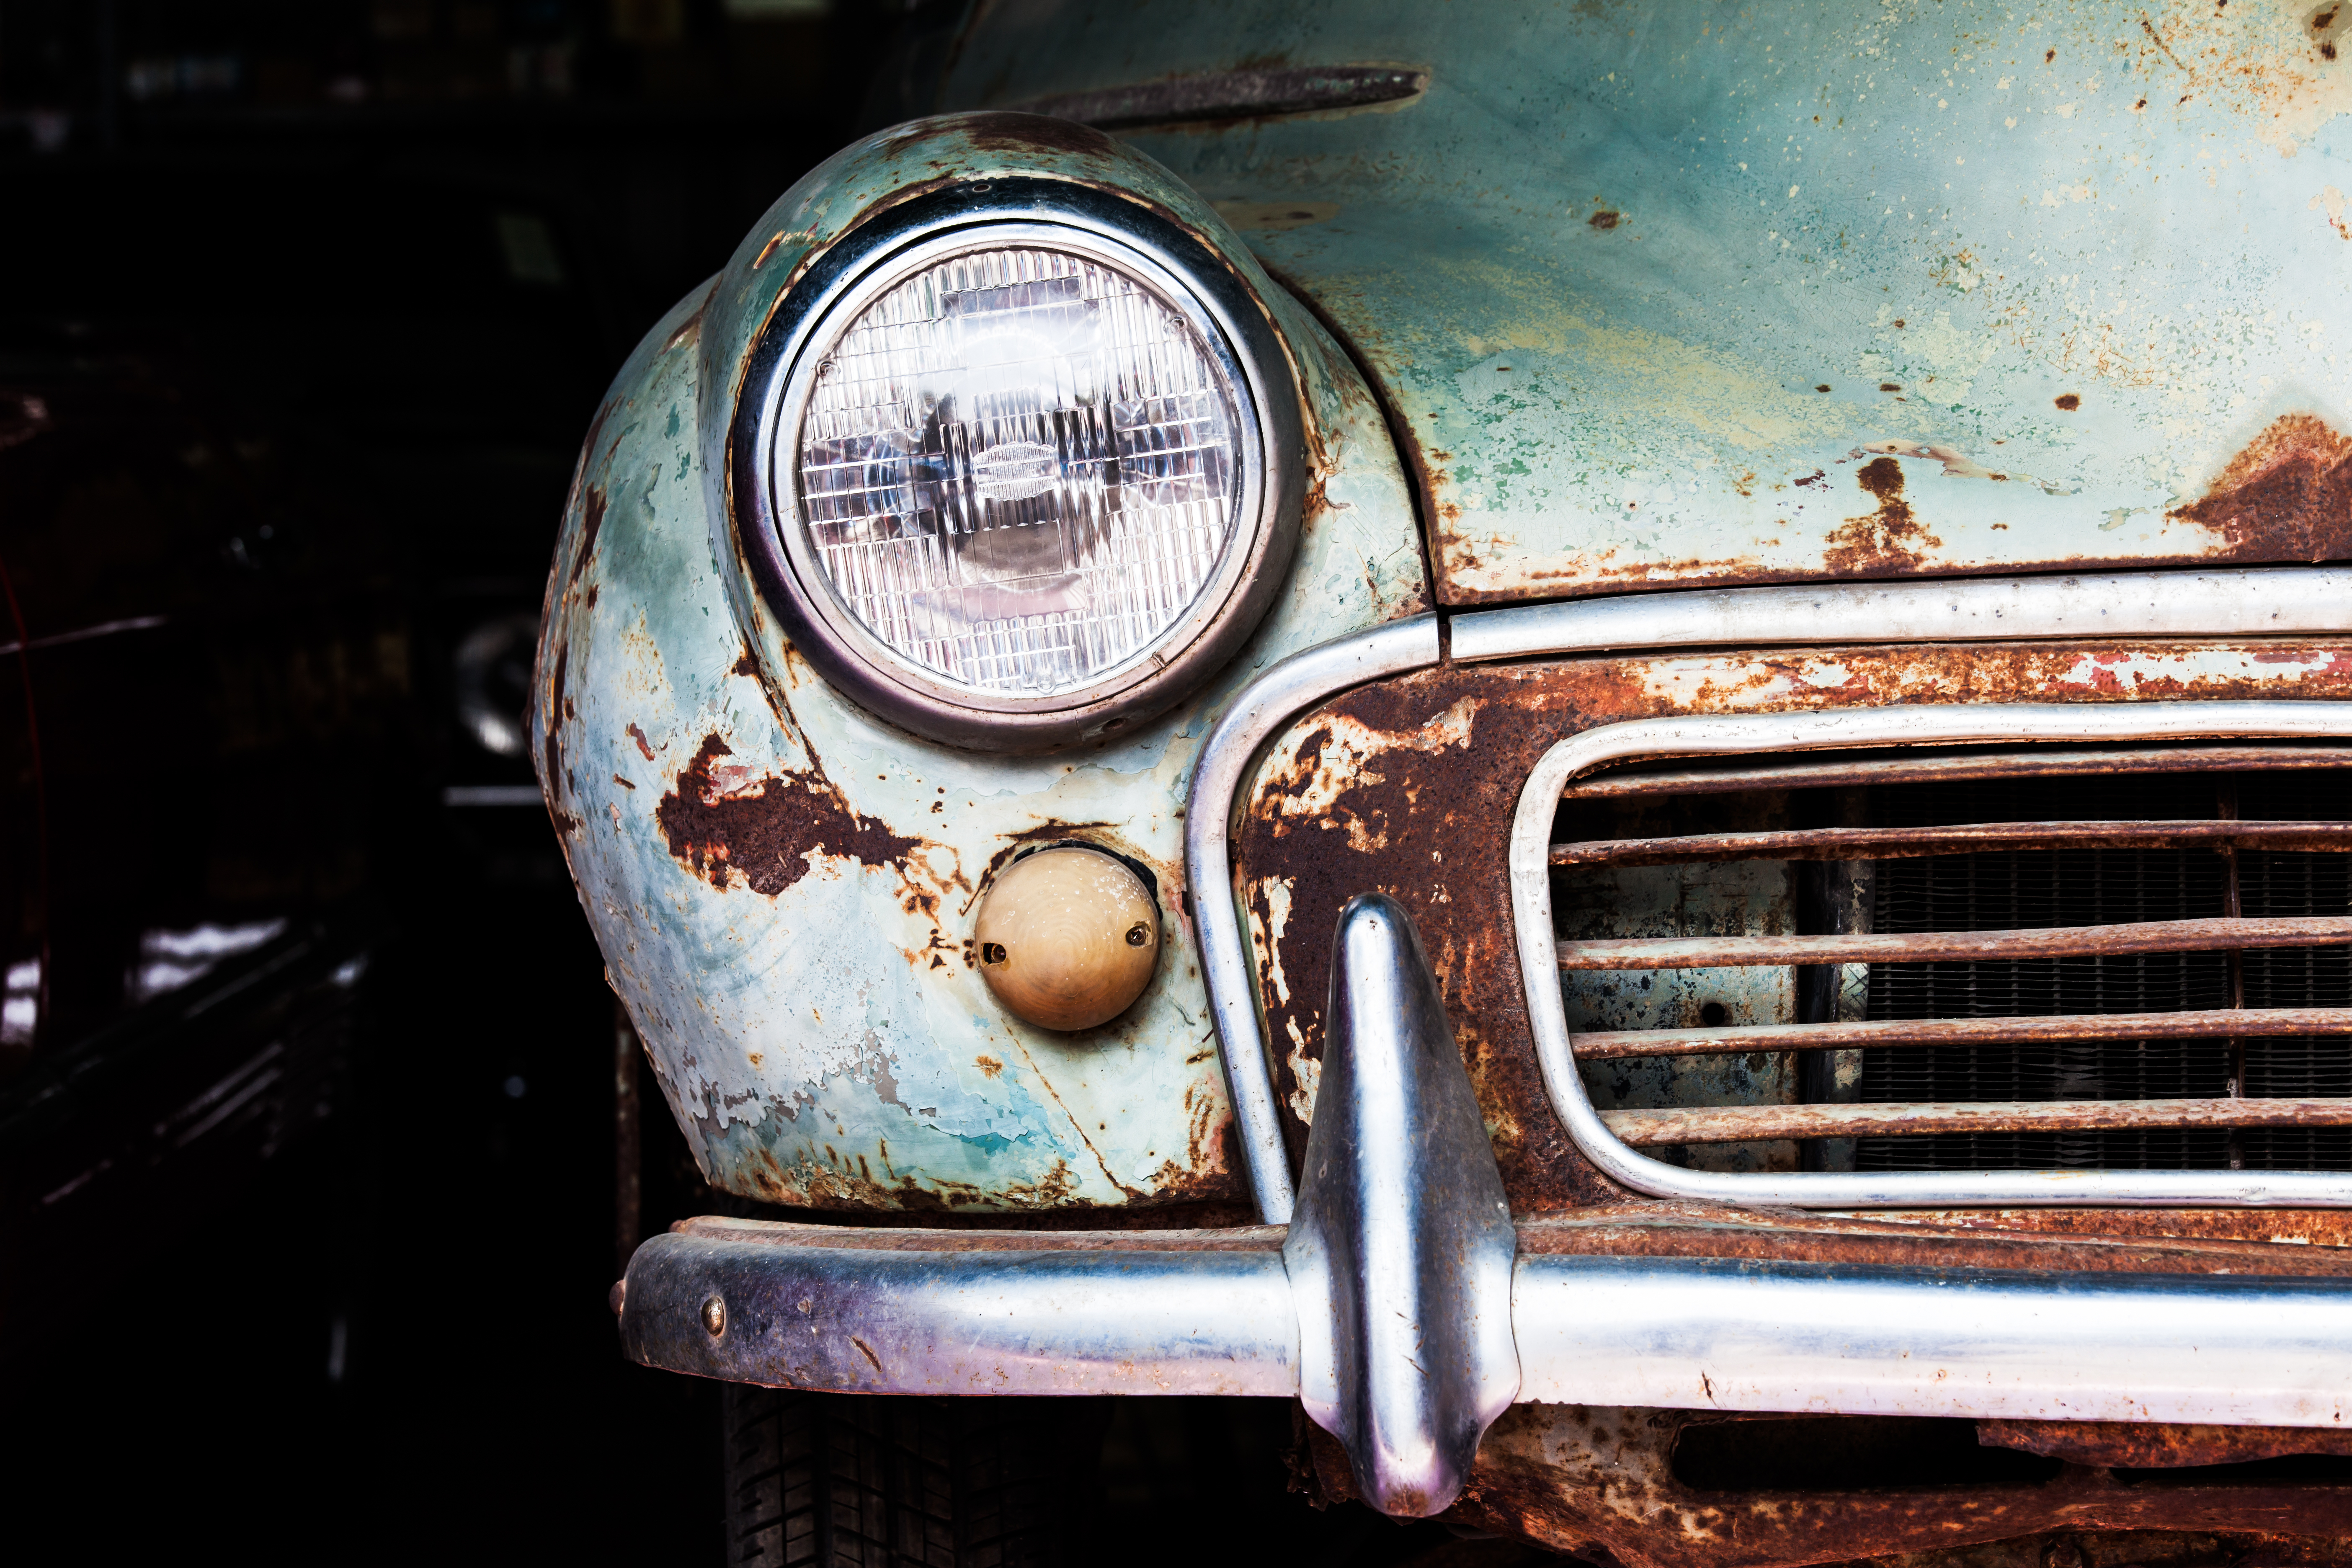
[794,239,1246,699]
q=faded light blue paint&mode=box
[534,118,1426,1211]
[944,0,2352,601]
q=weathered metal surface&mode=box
[1445,1404,2352,1568]
[1186,614,1441,1224]
[534,116,1427,1212]
[945,0,2352,604]
[1571,743,2352,798]
[1555,818,2352,867]
[1604,1095,2352,1148]
[1856,1206,2352,1249]
[1451,568,2352,667]
[1575,1006,2352,1060]
[616,1201,2352,1425]
[619,1221,1302,1396]
[1560,914,2352,970]
[1512,1201,2352,1278]
[1979,1416,2352,1467]
[1234,639,2352,1212]
[1010,66,1428,131]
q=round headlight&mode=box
[732,182,1302,751]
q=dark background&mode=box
[0,2,899,1560]
[0,5,1506,1562]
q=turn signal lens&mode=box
[973,846,1159,1032]
[795,244,1244,699]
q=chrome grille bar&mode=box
[1570,1007,2352,1060]
[1557,915,2352,970]
[1551,819,2352,866]
[1565,745,2352,800]
[1604,1097,2352,1147]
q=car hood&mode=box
[942,0,2352,604]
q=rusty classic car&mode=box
[540,1,2352,1562]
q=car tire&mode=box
[720,1382,1093,1566]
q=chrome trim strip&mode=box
[621,1228,2352,1430]
[1450,567,2352,664]
[622,1230,1300,1397]
[1510,1255,2352,1425]
[1508,701,2352,1208]
[1183,615,1443,1225]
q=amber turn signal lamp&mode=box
[974,847,1159,1031]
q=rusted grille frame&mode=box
[1197,569,2352,1224]
[1507,699,2352,1209]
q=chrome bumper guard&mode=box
[621,895,2352,1519]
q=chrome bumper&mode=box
[620,895,2352,1519]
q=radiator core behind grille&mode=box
[1857,771,2352,1173]
[1548,750,2352,1176]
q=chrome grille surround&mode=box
[1508,702,2352,1209]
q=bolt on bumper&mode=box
[619,896,2352,1519]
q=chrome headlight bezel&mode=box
[727,177,1304,752]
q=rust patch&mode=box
[1821,454,1939,574]
[1512,1201,2352,1278]
[543,640,572,828]
[1456,1400,2352,1568]
[656,732,921,897]
[627,722,656,761]
[1589,209,1621,230]
[1980,1418,2352,1468]
[717,1135,1107,1214]
[731,643,760,678]
[567,482,606,589]
[2171,413,2352,563]
[2055,392,2082,411]
[955,111,1120,160]
[1868,1207,2352,1249]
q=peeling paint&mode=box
[533,119,1429,1211]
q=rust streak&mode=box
[1980,1417,2352,1468]
[1820,454,1940,574]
